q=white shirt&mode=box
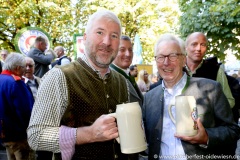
[160,73,187,160]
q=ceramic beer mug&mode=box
[110,102,147,154]
[168,96,198,136]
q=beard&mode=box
[85,43,117,69]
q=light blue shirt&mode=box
[160,73,187,160]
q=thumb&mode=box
[196,118,204,130]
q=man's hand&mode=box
[175,118,208,145]
[76,115,118,145]
[45,49,57,58]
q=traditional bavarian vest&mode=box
[192,59,219,81]
[57,58,129,160]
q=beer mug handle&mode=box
[108,113,120,143]
[168,104,176,124]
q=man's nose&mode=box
[163,56,170,65]
[103,36,111,46]
[196,44,201,50]
[125,50,131,56]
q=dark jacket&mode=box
[143,77,240,160]
[28,48,55,78]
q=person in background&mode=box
[0,53,35,160]
[27,36,57,78]
[231,73,238,79]
[0,50,9,66]
[27,37,56,160]
[27,10,138,160]
[149,72,162,91]
[185,32,235,108]
[110,35,143,105]
[137,69,151,94]
[0,49,7,73]
[142,33,240,159]
[129,64,138,77]
[23,57,41,100]
[148,73,158,84]
[50,46,71,68]
[237,69,240,84]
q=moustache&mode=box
[98,45,113,52]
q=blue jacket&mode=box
[0,74,34,142]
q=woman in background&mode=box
[137,69,151,94]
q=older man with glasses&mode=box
[142,33,239,160]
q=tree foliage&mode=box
[0,0,180,63]
[74,0,180,63]
[179,0,240,62]
[0,0,77,55]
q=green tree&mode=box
[74,0,180,64]
[0,0,180,63]
[0,0,75,55]
[179,0,240,62]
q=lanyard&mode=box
[181,76,190,94]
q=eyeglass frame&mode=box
[155,53,184,63]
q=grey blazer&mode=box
[142,77,240,160]
[28,47,54,78]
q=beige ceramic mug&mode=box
[110,102,147,154]
[168,96,198,136]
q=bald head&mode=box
[186,32,207,46]
[54,46,65,58]
[185,32,208,65]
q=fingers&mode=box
[175,118,208,144]
[90,114,118,142]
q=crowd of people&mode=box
[0,9,240,160]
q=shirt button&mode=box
[106,94,109,98]
[104,81,107,84]
[109,109,113,113]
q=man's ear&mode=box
[83,33,87,41]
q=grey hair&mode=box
[3,53,26,71]
[85,10,121,35]
[25,56,35,65]
[54,46,64,53]
[1,49,9,54]
[154,33,186,56]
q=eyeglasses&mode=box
[155,53,183,63]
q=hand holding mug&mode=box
[168,96,198,137]
[76,114,118,144]
[109,102,147,154]
[175,118,208,145]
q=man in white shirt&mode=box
[50,46,71,68]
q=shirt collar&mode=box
[80,54,111,79]
[112,63,130,75]
[185,59,204,76]
[22,76,37,83]
[162,73,188,95]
